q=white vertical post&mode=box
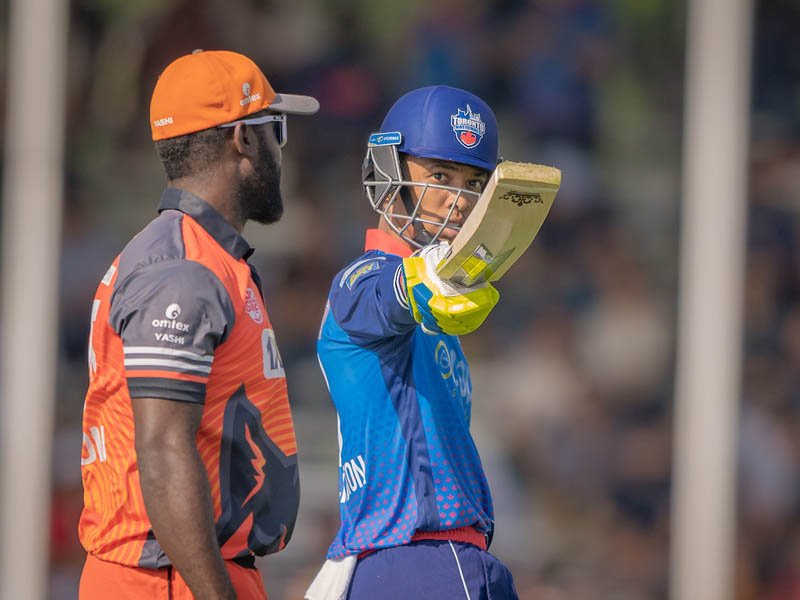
[1,0,69,598]
[670,0,753,599]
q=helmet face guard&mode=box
[363,86,498,249]
[363,141,480,249]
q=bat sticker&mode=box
[502,191,543,207]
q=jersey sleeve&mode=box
[327,252,417,345]
[108,259,235,403]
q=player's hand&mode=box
[402,242,499,336]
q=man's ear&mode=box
[231,122,258,159]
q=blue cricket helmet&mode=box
[363,86,499,249]
[379,85,499,172]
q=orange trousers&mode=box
[79,553,268,599]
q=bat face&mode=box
[435,162,561,286]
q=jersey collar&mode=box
[158,188,254,260]
[365,228,413,257]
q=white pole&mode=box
[0,0,68,598]
[670,0,753,599]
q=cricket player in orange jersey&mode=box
[78,50,318,599]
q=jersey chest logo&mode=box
[244,288,263,324]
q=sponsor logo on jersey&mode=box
[81,425,107,466]
[153,117,174,128]
[340,454,367,503]
[346,261,380,289]
[151,318,190,331]
[239,81,262,107]
[154,332,186,344]
[152,305,190,334]
[435,340,469,399]
[245,288,264,323]
[450,104,485,149]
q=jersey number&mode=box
[261,329,285,379]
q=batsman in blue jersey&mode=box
[306,86,519,599]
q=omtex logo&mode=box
[240,81,262,107]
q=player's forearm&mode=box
[138,443,236,600]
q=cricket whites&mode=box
[436,161,561,286]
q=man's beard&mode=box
[236,134,283,225]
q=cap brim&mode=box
[270,93,320,115]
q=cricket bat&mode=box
[436,161,561,286]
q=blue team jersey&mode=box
[317,229,494,559]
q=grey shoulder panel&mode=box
[109,258,236,353]
[115,210,187,287]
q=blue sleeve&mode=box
[327,252,417,344]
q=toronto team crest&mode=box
[450,105,486,149]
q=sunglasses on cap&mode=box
[218,113,287,147]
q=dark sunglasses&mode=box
[218,113,287,147]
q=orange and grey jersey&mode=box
[79,188,298,569]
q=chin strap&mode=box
[412,228,434,247]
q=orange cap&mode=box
[150,50,319,141]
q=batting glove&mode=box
[402,242,499,336]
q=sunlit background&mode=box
[1,0,799,598]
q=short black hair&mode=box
[155,109,275,181]
[154,126,233,181]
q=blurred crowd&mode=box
[3,0,798,598]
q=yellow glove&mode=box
[402,242,499,336]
